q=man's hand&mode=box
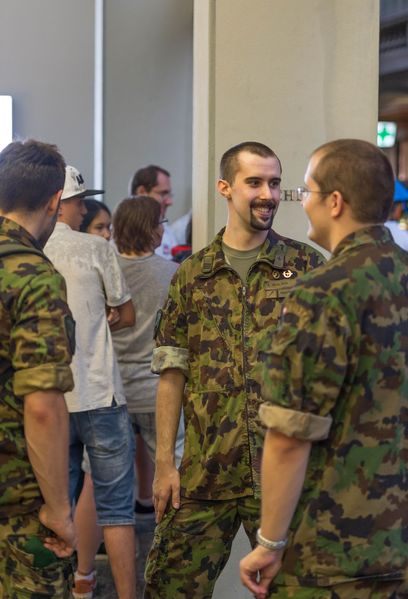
[240,545,282,599]
[153,463,180,523]
[39,504,77,558]
[107,307,120,327]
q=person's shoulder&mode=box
[151,253,179,273]
[272,231,324,257]
[173,241,213,274]
[0,240,60,278]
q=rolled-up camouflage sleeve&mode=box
[12,268,74,396]
[151,267,189,377]
[257,291,350,441]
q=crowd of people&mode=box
[0,137,407,599]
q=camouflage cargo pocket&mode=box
[4,535,73,598]
[144,507,177,585]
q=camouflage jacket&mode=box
[259,225,408,584]
[152,228,325,500]
[0,217,74,519]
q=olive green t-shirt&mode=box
[222,241,263,282]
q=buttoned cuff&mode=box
[151,346,189,377]
[259,403,332,441]
[14,364,74,396]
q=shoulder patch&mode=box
[272,241,287,269]
[201,254,214,274]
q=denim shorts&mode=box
[130,411,184,467]
[69,402,135,526]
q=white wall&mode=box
[0,0,95,184]
[0,0,194,223]
[104,0,193,220]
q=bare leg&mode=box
[103,525,136,599]
[74,473,103,574]
[135,434,154,502]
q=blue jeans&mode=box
[69,402,135,526]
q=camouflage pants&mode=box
[267,578,408,598]
[144,496,259,599]
[0,511,73,598]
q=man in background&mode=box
[0,139,76,597]
[129,164,188,259]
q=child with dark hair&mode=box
[80,199,112,240]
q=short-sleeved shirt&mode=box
[259,225,408,585]
[45,223,130,412]
[0,217,74,519]
[112,253,178,413]
[152,228,325,500]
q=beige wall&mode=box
[193,0,380,250]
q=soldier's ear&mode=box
[218,179,232,200]
[330,191,346,218]
[47,190,62,216]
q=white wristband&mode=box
[256,528,288,552]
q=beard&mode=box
[249,199,277,230]
[37,209,59,248]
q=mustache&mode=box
[250,200,277,210]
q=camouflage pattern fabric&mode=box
[258,226,408,586]
[0,217,74,519]
[266,578,408,598]
[144,496,259,598]
[0,512,73,598]
[152,227,325,501]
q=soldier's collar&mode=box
[332,225,393,257]
[200,228,290,275]
[0,216,43,251]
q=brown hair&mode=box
[311,139,394,223]
[113,196,161,254]
[220,141,282,184]
[0,139,65,213]
[128,165,170,195]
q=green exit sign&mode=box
[377,122,397,148]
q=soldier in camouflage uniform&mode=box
[144,141,325,598]
[0,140,76,598]
[240,139,408,599]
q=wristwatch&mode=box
[256,528,288,551]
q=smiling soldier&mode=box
[144,141,325,598]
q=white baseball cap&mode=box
[61,165,104,200]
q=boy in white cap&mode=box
[45,166,137,599]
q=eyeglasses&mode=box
[279,188,334,202]
[159,218,168,224]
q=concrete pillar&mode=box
[193,0,380,250]
[193,2,380,596]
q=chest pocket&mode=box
[264,279,297,299]
[190,295,237,392]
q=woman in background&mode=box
[112,196,184,597]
